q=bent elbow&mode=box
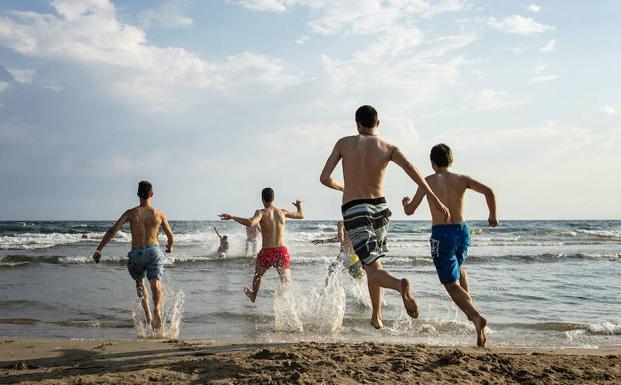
[319,175,329,186]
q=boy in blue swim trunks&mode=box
[402,144,497,347]
[92,181,174,332]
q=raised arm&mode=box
[402,186,426,216]
[391,146,451,223]
[284,200,304,219]
[319,141,345,192]
[93,210,130,263]
[213,226,222,239]
[465,176,498,227]
[220,210,263,227]
[161,213,174,253]
[311,236,339,245]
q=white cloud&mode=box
[0,81,9,92]
[138,0,194,29]
[487,15,554,35]
[540,38,556,52]
[6,68,36,83]
[295,36,309,45]
[228,0,286,12]
[533,63,548,74]
[527,4,541,13]
[528,74,558,84]
[0,0,301,106]
[463,89,526,111]
[599,105,619,115]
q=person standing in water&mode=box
[402,143,497,347]
[245,224,261,256]
[319,105,451,329]
[92,181,174,331]
[213,226,229,257]
[219,187,303,303]
[311,221,364,281]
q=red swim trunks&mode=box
[257,246,291,269]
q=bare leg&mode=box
[245,263,268,303]
[135,279,152,325]
[244,241,250,257]
[149,278,164,331]
[363,260,418,329]
[459,267,469,293]
[444,281,486,347]
[276,268,291,284]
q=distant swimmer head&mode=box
[430,143,453,170]
[137,181,154,200]
[355,105,379,132]
[262,187,274,204]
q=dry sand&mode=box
[1,338,619,384]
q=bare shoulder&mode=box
[425,174,436,182]
[337,135,357,147]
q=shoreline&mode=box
[2,338,619,384]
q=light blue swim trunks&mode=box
[127,245,164,281]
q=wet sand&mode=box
[1,338,619,384]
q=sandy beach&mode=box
[1,338,619,384]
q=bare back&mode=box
[258,207,287,248]
[126,206,164,248]
[339,135,394,203]
[425,172,469,225]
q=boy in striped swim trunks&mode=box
[320,105,451,329]
[402,144,497,347]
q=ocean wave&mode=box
[505,321,621,335]
[0,231,131,250]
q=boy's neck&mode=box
[357,125,378,136]
[263,202,275,209]
[139,198,153,207]
[435,167,449,174]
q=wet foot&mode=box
[474,316,487,347]
[400,279,419,319]
[244,287,256,303]
[371,315,383,329]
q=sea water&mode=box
[0,220,619,348]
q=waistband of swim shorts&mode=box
[130,244,160,252]
[431,222,469,230]
[341,197,387,213]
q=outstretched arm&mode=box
[93,211,130,263]
[391,147,451,222]
[319,141,345,192]
[284,200,304,219]
[220,210,263,227]
[465,176,498,227]
[402,186,426,216]
[161,213,174,253]
[311,236,339,245]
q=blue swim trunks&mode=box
[430,223,471,284]
[127,245,165,281]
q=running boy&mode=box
[402,143,497,347]
[219,188,304,303]
[92,181,174,331]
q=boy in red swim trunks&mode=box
[219,187,304,302]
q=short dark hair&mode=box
[355,105,378,128]
[223,236,228,240]
[430,144,453,167]
[262,187,274,203]
[137,181,153,199]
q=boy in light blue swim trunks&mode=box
[92,181,174,332]
[402,144,498,347]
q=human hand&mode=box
[166,245,173,253]
[488,214,498,228]
[219,214,232,220]
[438,202,451,223]
[292,200,303,210]
[402,196,411,207]
[311,239,322,245]
[93,250,101,264]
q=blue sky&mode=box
[0,0,619,220]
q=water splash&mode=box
[131,277,185,339]
[273,266,347,334]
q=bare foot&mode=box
[400,279,419,319]
[473,315,487,347]
[244,287,256,303]
[371,315,383,329]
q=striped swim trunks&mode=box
[341,197,392,266]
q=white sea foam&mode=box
[132,281,185,339]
